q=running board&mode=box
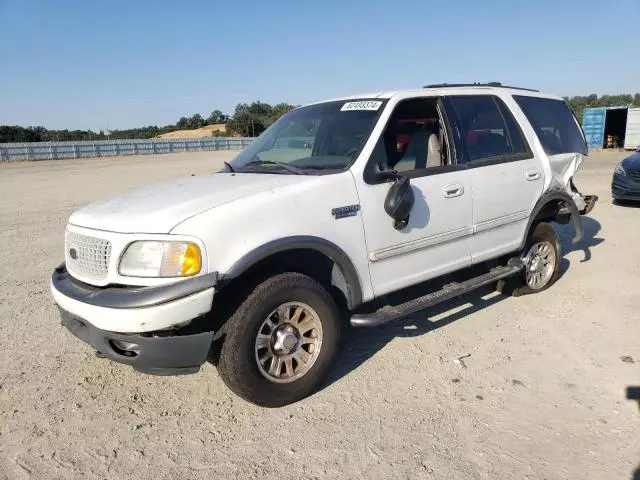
[350,259,524,327]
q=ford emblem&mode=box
[69,248,78,260]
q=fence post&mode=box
[74,144,79,158]
[226,138,230,150]
[93,143,97,157]
[114,142,119,156]
[26,144,32,160]
[50,144,55,160]
[133,142,137,155]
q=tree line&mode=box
[565,93,640,119]
[0,102,296,143]
[2,94,639,143]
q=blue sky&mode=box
[1,0,638,130]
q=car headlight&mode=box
[615,162,627,176]
[119,241,202,277]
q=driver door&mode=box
[354,97,473,297]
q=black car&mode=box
[612,147,640,202]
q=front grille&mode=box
[65,231,112,280]
[629,169,640,183]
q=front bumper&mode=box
[59,308,215,375]
[51,265,217,332]
[52,264,217,375]
[612,173,640,200]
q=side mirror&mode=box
[384,176,414,230]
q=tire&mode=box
[217,273,340,407]
[504,222,561,297]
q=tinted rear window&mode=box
[514,96,587,155]
[449,95,528,163]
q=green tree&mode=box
[226,101,295,137]
[0,125,42,142]
[565,93,639,121]
[268,102,295,124]
[187,114,205,129]
[227,110,265,137]
[206,110,229,125]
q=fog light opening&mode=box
[109,339,140,357]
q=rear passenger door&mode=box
[445,94,544,263]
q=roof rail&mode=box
[423,82,539,92]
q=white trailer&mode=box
[624,107,640,150]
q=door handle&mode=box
[526,169,541,181]
[443,183,464,198]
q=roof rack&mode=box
[423,82,539,92]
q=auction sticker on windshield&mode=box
[340,101,383,112]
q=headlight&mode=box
[119,241,202,277]
[615,162,627,176]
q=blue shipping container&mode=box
[582,107,606,149]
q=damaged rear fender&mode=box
[545,152,587,211]
[519,190,584,250]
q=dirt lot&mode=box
[1,150,639,479]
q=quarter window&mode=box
[513,95,588,155]
[450,95,527,163]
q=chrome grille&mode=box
[629,169,640,183]
[65,231,112,280]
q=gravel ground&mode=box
[1,150,639,479]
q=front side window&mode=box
[374,97,450,174]
[230,99,385,174]
[449,95,527,163]
[513,95,588,155]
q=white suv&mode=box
[51,83,597,406]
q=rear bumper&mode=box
[579,194,598,215]
[612,173,640,200]
[51,264,217,375]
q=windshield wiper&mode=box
[241,160,308,175]
[223,161,235,172]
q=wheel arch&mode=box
[518,189,583,250]
[220,236,364,310]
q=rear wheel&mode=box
[503,222,561,296]
[217,273,340,407]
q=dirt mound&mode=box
[158,124,227,138]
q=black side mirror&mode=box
[384,176,414,230]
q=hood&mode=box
[69,173,312,233]
[622,151,640,169]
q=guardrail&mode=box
[0,137,254,162]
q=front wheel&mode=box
[217,273,340,407]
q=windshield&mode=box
[229,99,386,174]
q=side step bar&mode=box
[350,259,524,327]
